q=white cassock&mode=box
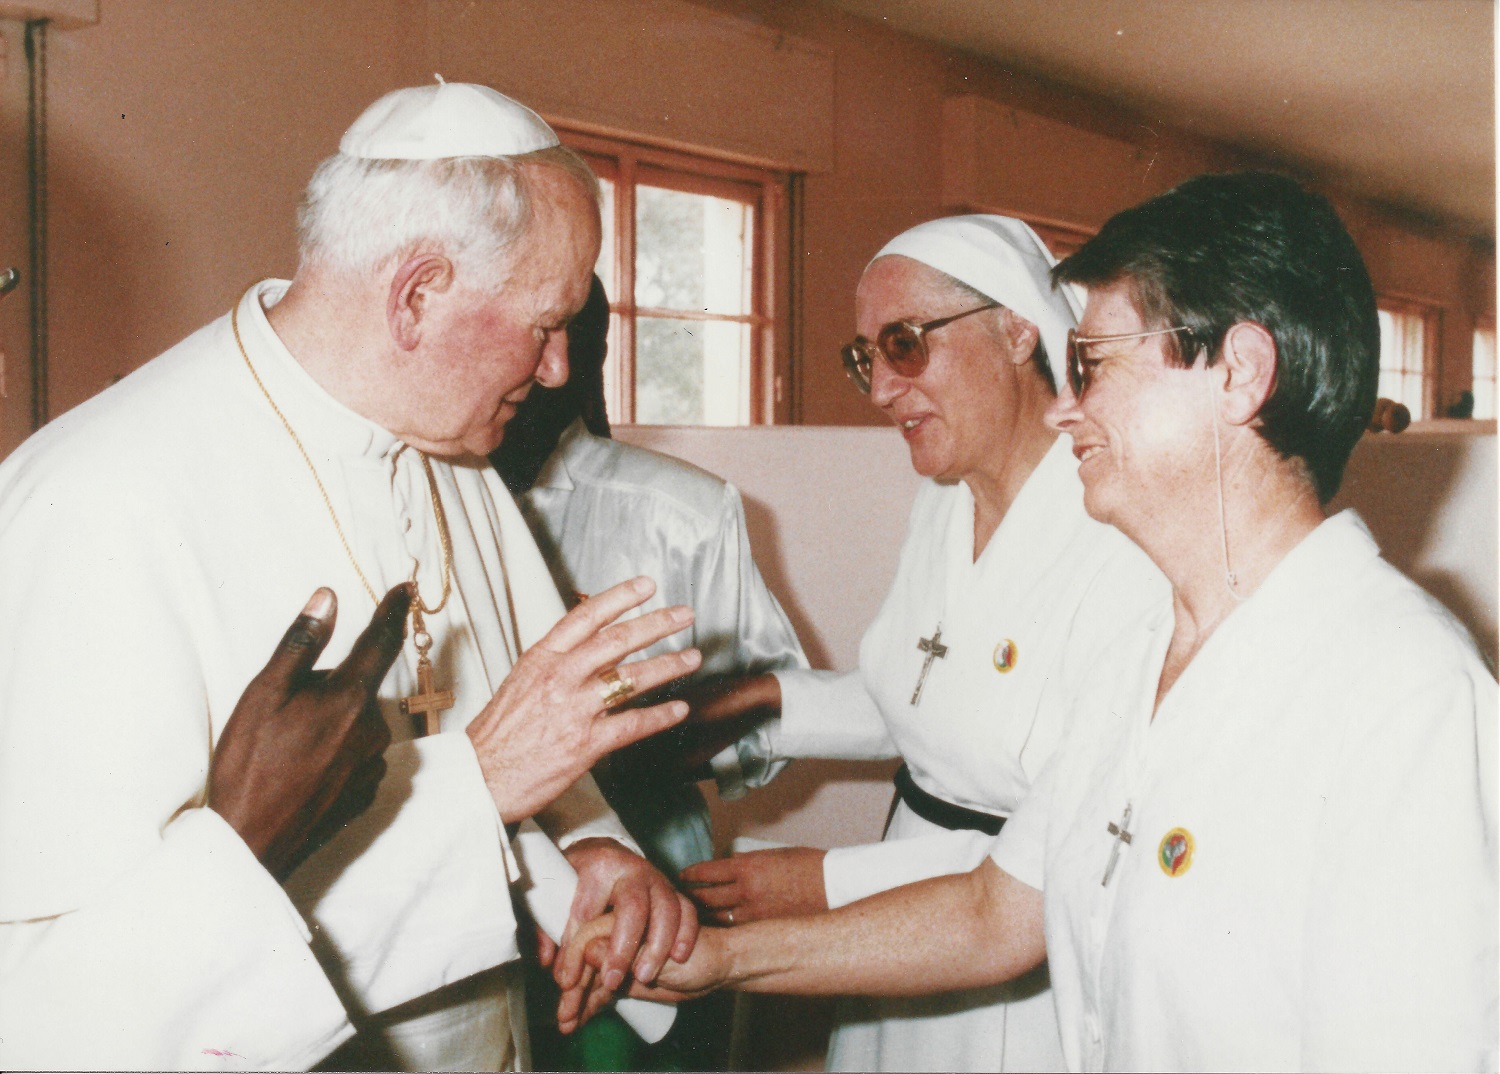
[519,419,807,875]
[992,511,1498,1072]
[765,437,1168,1073]
[0,281,638,1072]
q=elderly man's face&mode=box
[1046,279,1214,535]
[415,165,602,457]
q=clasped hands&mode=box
[546,844,829,1032]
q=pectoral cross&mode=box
[1101,802,1133,887]
[910,624,948,706]
[401,654,454,737]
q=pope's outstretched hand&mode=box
[466,576,700,823]
[210,584,409,879]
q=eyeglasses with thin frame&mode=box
[840,301,1000,394]
[1066,325,1202,401]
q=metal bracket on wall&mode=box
[24,18,45,431]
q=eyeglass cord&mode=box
[1210,368,1245,603]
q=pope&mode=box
[0,82,700,1071]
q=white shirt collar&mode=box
[234,279,403,462]
[529,417,591,493]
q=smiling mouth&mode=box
[896,415,925,431]
[1075,444,1104,463]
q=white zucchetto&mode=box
[873,215,1082,389]
[340,80,560,161]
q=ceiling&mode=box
[824,0,1495,240]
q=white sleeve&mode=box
[823,829,998,908]
[693,483,808,798]
[534,770,645,855]
[280,734,522,1017]
[0,809,349,1072]
[768,667,897,760]
[1298,658,1497,1072]
[988,750,1059,893]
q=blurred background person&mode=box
[492,274,807,1069]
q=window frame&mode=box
[1472,315,1496,419]
[556,125,791,425]
[1376,294,1442,421]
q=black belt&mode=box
[889,763,1006,836]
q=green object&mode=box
[565,1009,642,1072]
[525,959,731,1071]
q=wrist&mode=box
[465,724,520,822]
[749,673,783,716]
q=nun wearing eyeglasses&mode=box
[674,215,1165,1072]
[562,174,1497,1074]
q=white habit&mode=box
[0,282,636,1072]
[766,436,1167,1072]
[992,511,1498,1072]
[519,419,807,875]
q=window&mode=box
[1376,298,1438,420]
[1473,321,1496,419]
[559,129,789,425]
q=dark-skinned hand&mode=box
[209,584,409,880]
[604,672,783,785]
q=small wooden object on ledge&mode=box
[1368,397,1412,433]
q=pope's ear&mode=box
[1217,321,1277,426]
[387,254,455,351]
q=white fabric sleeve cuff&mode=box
[823,829,998,909]
[708,725,789,801]
[988,782,1049,892]
[0,808,349,1072]
[770,668,895,760]
[535,771,645,857]
[708,742,749,798]
[282,733,521,1018]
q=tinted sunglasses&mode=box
[840,301,999,394]
[1066,325,1202,401]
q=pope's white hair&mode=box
[295,144,599,289]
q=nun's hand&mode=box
[680,847,828,926]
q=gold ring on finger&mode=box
[598,666,636,708]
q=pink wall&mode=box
[42,0,418,415]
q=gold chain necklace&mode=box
[231,290,458,733]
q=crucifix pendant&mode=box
[401,655,454,736]
[910,624,949,706]
[1101,802,1133,887]
[400,611,454,736]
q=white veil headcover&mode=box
[871,214,1082,389]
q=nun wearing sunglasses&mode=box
[672,215,1166,1073]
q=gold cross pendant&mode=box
[401,653,454,737]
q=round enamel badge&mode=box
[992,639,1018,673]
[1158,828,1194,877]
